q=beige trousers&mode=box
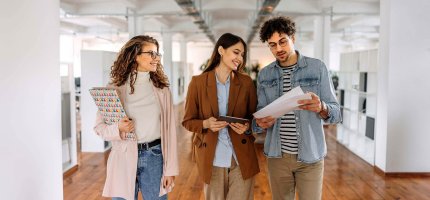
[267,153,324,200]
[204,159,255,200]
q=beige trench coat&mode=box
[94,83,179,200]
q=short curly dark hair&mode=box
[259,16,296,43]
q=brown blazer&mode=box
[182,70,260,184]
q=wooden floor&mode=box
[64,108,430,200]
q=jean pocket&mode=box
[260,79,279,101]
[298,78,319,86]
[150,145,162,156]
[297,78,319,93]
[261,79,278,88]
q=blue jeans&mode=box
[112,144,167,200]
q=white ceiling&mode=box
[60,0,380,46]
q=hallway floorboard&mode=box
[63,107,430,200]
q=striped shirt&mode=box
[280,63,298,154]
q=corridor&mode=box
[63,105,430,200]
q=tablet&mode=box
[218,116,249,124]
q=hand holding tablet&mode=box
[218,116,249,124]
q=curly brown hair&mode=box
[259,16,296,43]
[110,35,169,94]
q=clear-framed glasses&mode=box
[268,37,290,50]
[140,51,162,59]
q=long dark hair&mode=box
[110,35,169,94]
[203,33,247,73]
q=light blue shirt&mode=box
[213,74,238,168]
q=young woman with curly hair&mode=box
[94,35,178,200]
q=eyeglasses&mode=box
[268,37,290,50]
[140,51,162,59]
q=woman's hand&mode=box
[255,116,276,129]
[163,176,175,189]
[118,117,134,139]
[229,122,249,134]
[203,117,228,132]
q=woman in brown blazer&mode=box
[182,33,259,200]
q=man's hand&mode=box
[203,117,228,132]
[256,116,276,129]
[298,92,322,113]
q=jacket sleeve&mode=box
[319,61,342,124]
[163,88,179,177]
[182,76,207,134]
[93,111,122,141]
[247,78,258,119]
[245,77,258,135]
[252,71,267,134]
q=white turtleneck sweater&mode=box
[125,72,161,143]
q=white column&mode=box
[180,38,188,64]
[313,14,331,66]
[180,37,188,84]
[162,33,174,82]
[0,0,62,199]
[180,38,190,102]
[375,0,430,172]
[127,8,137,38]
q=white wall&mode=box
[172,42,181,62]
[185,42,316,74]
[171,62,187,105]
[187,42,213,75]
[249,44,329,70]
[376,0,430,172]
[186,43,276,75]
[0,0,63,199]
[186,41,329,74]
[80,50,117,152]
[249,46,274,68]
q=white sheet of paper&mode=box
[253,86,312,118]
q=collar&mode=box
[207,70,240,86]
[215,72,231,85]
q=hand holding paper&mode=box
[298,92,323,113]
[253,86,312,118]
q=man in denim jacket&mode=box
[252,17,342,200]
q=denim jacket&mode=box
[252,51,342,163]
